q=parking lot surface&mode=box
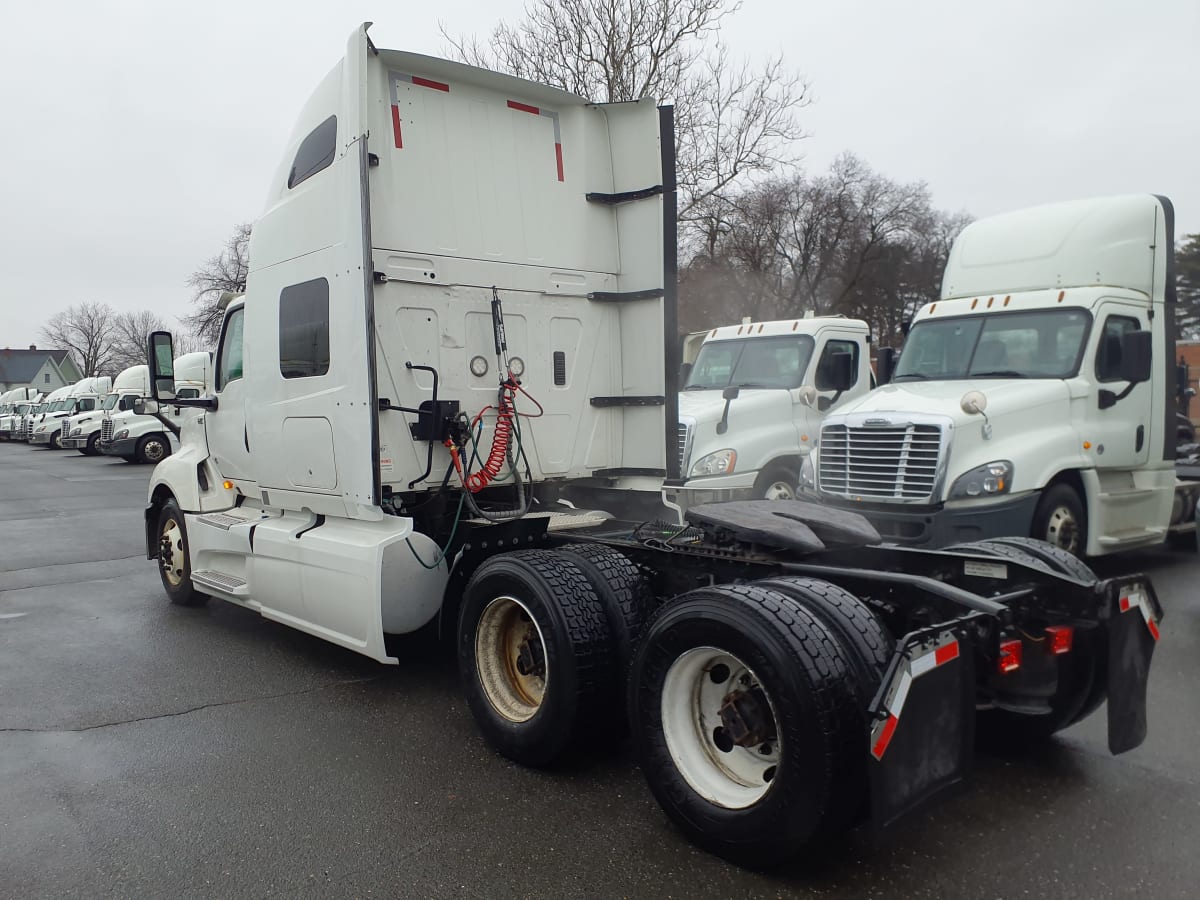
[2,442,1198,898]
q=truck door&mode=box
[206,306,256,485]
[1086,303,1152,470]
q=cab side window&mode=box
[119,395,138,411]
[1095,316,1140,383]
[815,339,860,390]
[217,308,246,391]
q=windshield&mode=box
[684,335,816,390]
[893,309,1091,381]
[101,393,119,410]
[16,404,30,414]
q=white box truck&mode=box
[99,353,210,463]
[805,194,1196,557]
[670,317,871,507]
[136,25,1163,866]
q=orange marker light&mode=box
[801,434,809,442]
[971,298,979,309]
[930,303,937,313]
[1057,290,1066,303]
[987,297,994,308]
[223,480,234,490]
[1083,441,1091,450]
[1004,295,1011,306]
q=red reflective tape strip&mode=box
[412,76,449,92]
[871,714,899,760]
[935,641,960,667]
[1147,617,1160,641]
[1120,596,1131,612]
[391,105,403,149]
[507,99,540,115]
[555,143,564,181]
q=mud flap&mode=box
[868,627,976,830]
[1105,580,1163,755]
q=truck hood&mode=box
[679,388,796,428]
[832,379,1069,427]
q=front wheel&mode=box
[753,464,798,501]
[629,584,863,867]
[49,430,62,450]
[137,434,170,465]
[83,433,100,456]
[1031,484,1086,557]
[156,499,207,606]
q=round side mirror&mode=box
[798,386,818,408]
[960,390,988,416]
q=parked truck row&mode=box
[0,353,211,462]
[127,25,1163,868]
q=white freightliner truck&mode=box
[804,195,1195,557]
[62,366,148,455]
[29,377,112,449]
[99,353,210,463]
[671,317,871,508]
[139,24,1163,866]
[24,385,73,445]
[0,388,41,440]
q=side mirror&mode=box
[798,386,818,408]
[900,319,912,338]
[721,385,741,401]
[678,361,694,387]
[132,398,159,416]
[875,347,898,386]
[147,331,176,401]
[716,386,740,434]
[1119,330,1152,384]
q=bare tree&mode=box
[183,223,251,345]
[40,302,118,377]
[109,309,170,372]
[442,0,809,231]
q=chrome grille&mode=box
[677,421,694,475]
[819,422,944,501]
[101,418,114,442]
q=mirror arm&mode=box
[716,398,733,435]
[152,410,182,438]
[1099,383,1136,410]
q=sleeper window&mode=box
[287,116,337,189]
[279,278,331,379]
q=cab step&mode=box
[194,509,265,531]
[192,569,249,596]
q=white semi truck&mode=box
[137,25,1162,866]
[805,194,1195,558]
[63,366,148,455]
[29,377,112,449]
[24,385,73,445]
[0,388,41,441]
[670,317,871,508]
[99,353,210,463]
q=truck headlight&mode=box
[690,449,737,477]
[114,429,130,440]
[949,460,1013,499]
[35,425,46,433]
[800,452,816,490]
[71,428,80,436]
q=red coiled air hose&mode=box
[464,381,517,492]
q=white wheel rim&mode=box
[763,481,795,501]
[144,440,166,462]
[160,519,185,587]
[661,646,782,809]
[475,596,548,723]
[1045,506,1079,554]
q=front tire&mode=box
[459,551,617,767]
[49,430,62,450]
[83,433,100,456]
[137,434,170,465]
[629,584,862,867]
[156,499,207,607]
[1031,483,1086,556]
[753,463,798,501]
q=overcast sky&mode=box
[2,0,1197,350]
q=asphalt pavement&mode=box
[1,442,1198,898]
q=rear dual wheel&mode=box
[459,549,646,767]
[629,582,889,868]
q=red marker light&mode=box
[998,639,1022,674]
[1045,626,1073,655]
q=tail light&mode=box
[998,639,1022,674]
[1045,625,1074,655]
